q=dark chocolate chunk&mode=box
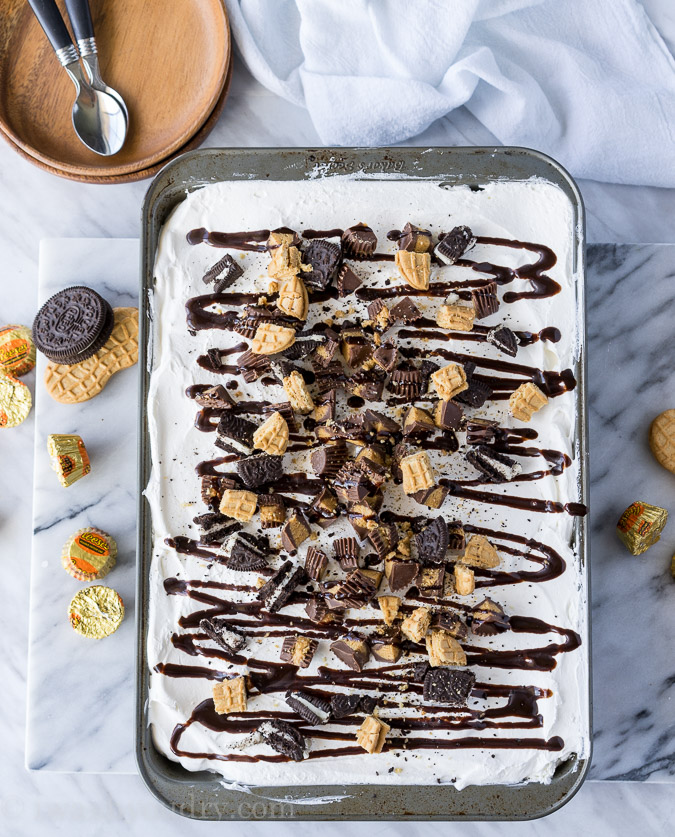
[363,409,401,435]
[435,399,464,430]
[285,690,331,725]
[423,668,476,707]
[371,632,402,663]
[471,597,510,635]
[465,418,500,445]
[203,254,244,291]
[219,532,268,571]
[386,559,420,592]
[411,484,449,510]
[216,413,256,453]
[399,222,432,253]
[390,297,422,324]
[486,326,518,357]
[258,719,307,762]
[331,570,377,608]
[237,453,283,489]
[194,384,235,409]
[455,377,493,408]
[32,286,114,365]
[388,368,425,399]
[466,444,522,483]
[472,281,500,319]
[337,264,363,297]
[342,223,377,256]
[305,546,328,581]
[408,661,430,683]
[311,441,348,477]
[199,617,246,653]
[330,633,370,671]
[281,511,312,554]
[434,226,476,265]
[280,635,318,668]
[372,342,398,372]
[329,693,363,719]
[257,561,306,612]
[415,517,449,565]
[303,239,342,290]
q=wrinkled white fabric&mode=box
[224,0,675,186]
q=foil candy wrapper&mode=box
[47,434,91,487]
[62,528,117,581]
[0,325,36,376]
[616,501,668,555]
[0,372,32,428]
[68,585,125,639]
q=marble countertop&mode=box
[3,40,675,837]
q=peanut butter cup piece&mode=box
[471,597,510,635]
[281,511,312,554]
[403,406,435,437]
[342,223,377,256]
[311,440,348,477]
[305,546,328,581]
[336,264,363,297]
[385,558,420,593]
[280,635,319,668]
[377,595,400,626]
[411,484,449,510]
[372,342,398,373]
[398,222,432,253]
[390,297,422,324]
[341,329,372,368]
[332,570,377,608]
[333,537,361,570]
[330,632,370,671]
[472,281,500,319]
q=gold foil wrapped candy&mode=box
[61,528,117,582]
[0,372,32,428]
[68,585,124,639]
[47,434,91,487]
[616,501,668,555]
[0,325,36,376]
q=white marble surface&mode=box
[2,33,675,833]
[26,239,138,774]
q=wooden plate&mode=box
[0,0,230,177]
[0,53,232,184]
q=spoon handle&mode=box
[27,0,79,63]
[64,0,96,51]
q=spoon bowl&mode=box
[65,59,127,156]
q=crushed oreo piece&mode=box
[466,444,522,483]
[193,512,240,545]
[486,326,518,357]
[206,348,224,370]
[237,453,283,489]
[203,254,244,290]
[423,668,476,707]
[194,384,235,409]
[408,661,431,682]
[285,690,332,725]
[257,561,306,612]
[329,693,362,719]
[434,226,476,265]
[337,264,363,297]
[415,517,449,565]
[472,281,500,319]
[258,719,307,762]
[216,413,256,454]
[303,239,342,290]
[390,297,422,324]
[218,532,268,571]
[199,617,247,653]
[342,223,377,257]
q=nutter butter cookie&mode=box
[68,585,124,639]
[61,528,117,581]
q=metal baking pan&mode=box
[136,147,591,820]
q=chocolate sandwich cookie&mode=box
[33,287,114,365]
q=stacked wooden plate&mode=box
[0,0,231,183]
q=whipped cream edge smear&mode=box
[145,176,589,790]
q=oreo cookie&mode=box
[285,690,331,725]
[466,444,522,483]
[258,719,307,761]
[329,692,375,718]
[415,517,449,565]
[199,617,247,653]
[423,668,476,707]
[237,453,283,489]
[218,532,269,571]
[303,239,342,290]
[33,286,114,364]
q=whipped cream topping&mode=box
[146,177,589,790]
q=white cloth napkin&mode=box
[224,0,675,186]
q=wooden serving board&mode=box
[0,0,230,178]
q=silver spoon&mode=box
[28,0,127,157]
[64,0,129,123]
